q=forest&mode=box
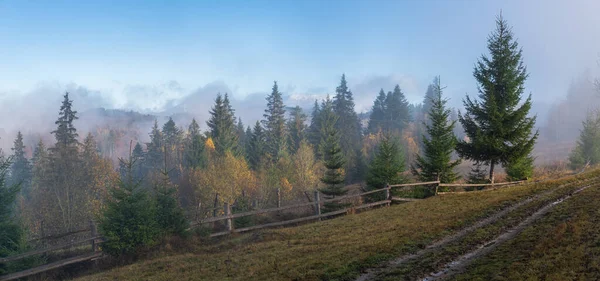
[0,13,598,279]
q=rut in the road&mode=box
[419,182,597,281]
[355,176,598,281]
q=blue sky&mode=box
[1,0,599,120]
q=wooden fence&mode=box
[0,179,526,280]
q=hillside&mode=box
[76,169,600,281]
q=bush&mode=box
[506,155,534,181]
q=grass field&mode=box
[78,169,600,281]
[451,175,600,281]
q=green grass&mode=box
[78,170,600,281]
[451,176,600,281]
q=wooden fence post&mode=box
[213,193,220,217]
[385,184,391,206]
[224,203,233,232]
[277,188,281,208]
[313,191,321,216]
[89,220,98,252]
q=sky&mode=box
[1,0,600,130]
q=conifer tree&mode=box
[207,93,238,155]
[365,135,405,201]
[154,151,188,236]
[411,77,461,183]
[131,142,146,182]
[569,110,600,169]
[145,120,163,172]
[318,103,347,212]
[0,157,25,274]
[9,132,31,196]
[247,121,266,170]
[308,100,321,152]
[236,118,247,156]
[287,106,307,154]
[317,96,336,160]
[262,81,287,163]
[162,117,182,179]
[367,89,387,134]
[467,162,489,186]
[184,118,205,169]
[333,74,362,182]
[100,154,159,257]
[384,85,411,134]
[456,14,538,183]
[51,92,79,152]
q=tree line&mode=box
[0,14,539,266]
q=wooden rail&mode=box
[0,252,102,281]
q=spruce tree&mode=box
[287,106,307,154]
[154,151,188,236]
[236,118,247,156]
[569,110,600,169]
[9,132,31,196]
[162,117,182,179]
[262,81,287,163]
[207,93,238,155]
[51,92,79,152]
[308,100,321,152]
[184,119,205,169]
[367,89,387,135]
[365,135,405,202]
[411,77,461,183]
[100,155,159,257]
[467,162,489,190]
[131,142,146,182]
[317,96,336,160]
[145,120,163,173]
[456,14,538,183]
[384,85,411,134]
[247,121,266,170]
[318,103,347,212]
[333,74,362,182]
[0,157,25,275]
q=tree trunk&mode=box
[489,161,495,184]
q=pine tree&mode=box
[456,14,538,183]
[308,100,321,152]
[184,118,205,169]
[145,120,163,173]
[207,93,238,155]
[51,92,79,152]
[287,106,307,154]
[100,155,159,257]
[411,77,461,183]
[384,85,411,134]
[236,118,247,156]
[154,151,188,236]
[162,117,182,179]
[333,74,363,182]
[367,89,387,134]
[318,104,347,212]
[569,110,600,169]
[0,157,25,274]
[247,121,266,170]
[9,132,31,196]
[262,81,287,163]
[365,135,405,202]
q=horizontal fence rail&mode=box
[0,177,533,280]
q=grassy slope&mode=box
[80,170,600,281]
[452,176,600,281]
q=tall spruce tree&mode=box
[411,77,461,183]
[308,100,321,152]
[317,96,336,160]
[318,99,347,212]
[236,118,247,156]
[333,74,362,182]
[367,89,387,135]
[384,85,411,134]
[0,157,25,274]
[456,14,538,183]
[162,117,182,179]
[569,110,600,169]
[9,132,31,196]
[287,106,307,154]
[262,81,287,163]
[145,120,163,173]
[207,93,238,155]
[184,118,205,169]
[247,121,266,170]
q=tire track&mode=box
[355,176,599,281]
[419,182,598,281]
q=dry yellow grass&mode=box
[78,170,600,281]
